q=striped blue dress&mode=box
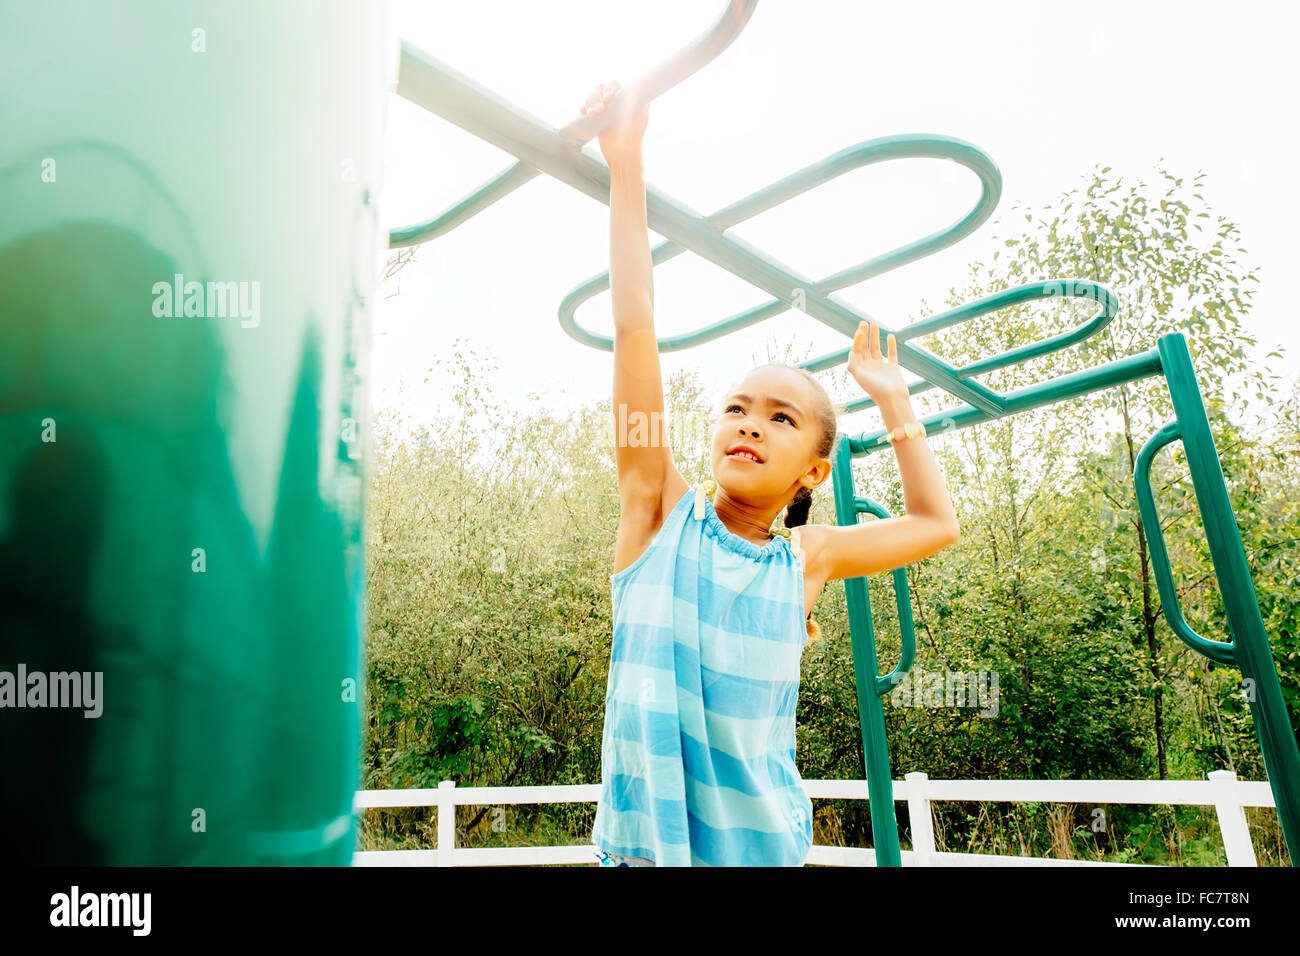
[591,481,814,866]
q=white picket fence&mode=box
[351,769,1277,866]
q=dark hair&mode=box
[750,363,838,645]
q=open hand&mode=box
[847,321,908,403]
[580,80,649,165]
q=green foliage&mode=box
[360,166,1300,865]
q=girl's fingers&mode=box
[581,81,617,114]
[850,321,900,366]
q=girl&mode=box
[581,80,961,867]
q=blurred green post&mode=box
[0,0,390,864]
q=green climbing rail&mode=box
[392,0,1300,866]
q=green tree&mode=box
[926,163,1283,780]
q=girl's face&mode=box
[710,366,828,503]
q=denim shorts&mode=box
[593,846,656,867]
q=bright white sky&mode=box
[374,0,1299,440]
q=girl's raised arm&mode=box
[582,81,687,525]
[802,322,961,583]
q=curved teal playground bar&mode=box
[394,0,1299,866]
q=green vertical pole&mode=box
[1135,332,1300,865]
[0,0,389,864]
[832,436,904,866]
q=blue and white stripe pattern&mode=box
[591,482,814,866]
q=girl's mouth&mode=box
[726,451,762,464]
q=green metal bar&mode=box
[850,347,1165,455]
[1135,424,1237,665]
[832,437,902,866]
[555,133,1008,416]
[388,0,759,248]
[852,495,918,694]
[557,133,1003,348]
[395,42,1009,416]
[1135,332,1300,864]
[811,278,1120,414]
[389,159,536,248]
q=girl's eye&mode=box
[723,405,792,423]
